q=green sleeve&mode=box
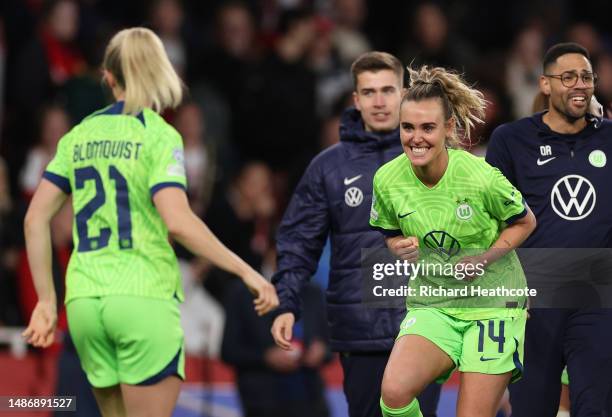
[147,126,188,197]
[484,164,527,224]
[369,172,401,234]
[43,132,73,194]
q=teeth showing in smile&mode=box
[411,147,428,156]
[571,97,586,104]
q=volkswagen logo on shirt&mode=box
[551,175,596,221]
[345,187,364,207]
[423,231,461,261]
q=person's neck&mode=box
[364,123,396,138]
[413,150,449,188]
[542,109,587,134]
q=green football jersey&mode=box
[370,149,528,320]
[44,102,186,303]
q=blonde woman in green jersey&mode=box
[370,66,537,417]
[22,28,278,417]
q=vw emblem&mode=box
[345,187,364,207]
[423,230,461,261]
[551,175,596,221]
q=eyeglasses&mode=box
[544,71,597,88]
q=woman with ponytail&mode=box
[370,65,536,417]
[22,28,278,417]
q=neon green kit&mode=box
[370,148,528,320]
[370,149,529,381]
[44,102,187,386]
[44,102,186,303]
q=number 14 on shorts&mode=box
[477,319,506,359]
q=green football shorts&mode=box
[66,295,185,388]
[397,308,526,383]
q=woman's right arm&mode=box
[153,187,278,315]
[22,179,69,347]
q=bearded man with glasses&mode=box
[486,42,612,417]
[544,71,597,89]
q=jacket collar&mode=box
[339,107,400,151]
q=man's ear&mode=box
[353,91,361,111]
[539,75,551,96]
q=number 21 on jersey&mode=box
[75,165,132,252]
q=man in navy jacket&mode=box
[270,52,441,417]
[486,42,612,417]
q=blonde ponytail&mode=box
[403,66,486,147]
[103,27,183,114]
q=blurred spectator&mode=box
[0,18,5,145]
[204,161,277,302]
[190,2,259,182]
[192,1,260,92]
[221,280,331,417]
[320,114,341,150]
[149,0,188,77]
[470,86,511,155]
[243,7,319,181]
[0,159,11,217]
[7,0,84,186]
[567,22,604,61]
[12,0,84,118]
[173,101,216,216]
[329,0,371,66]
[20,104,70,198]
[318,92,352,150]
[0,158,22,326]
[179,259,225,358]
[506,24,545,119]
[259,228,279,281]
[60,30,110,125]
[398,1,477,77]
[216,1,259,62]
[308,16,353,119]
[595,53,612,116]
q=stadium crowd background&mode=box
[0,0,611,416]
